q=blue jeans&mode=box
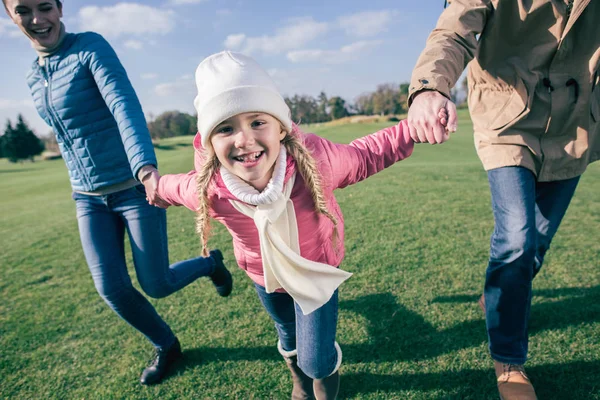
[254,283,339,379]
[485,167,580,364]
[73,186,215,350]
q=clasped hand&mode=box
[407,90,458,144]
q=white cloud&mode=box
[124,40,144,50]
[141,73,158,80]
[224,17,328,54]
[287,40,383,64]
[154,75,194,97]
[78,3,175,38]
[0,98,34,110]
[337,10,397,37]
[224,33,245,49]
[168,0,208,4]
[154,82,183,97]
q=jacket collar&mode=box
[562,0,591,39]
[31,32,77,70]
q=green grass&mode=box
[1,109,599,399]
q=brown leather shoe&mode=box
[494,361,537,400]
[478,294,485,313]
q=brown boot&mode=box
[494,361,537,400]
[284,355,315,400]
[313,371,340,400]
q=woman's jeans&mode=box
[485,166,580,364]
[73,186,215,350]
[254,283,339,379]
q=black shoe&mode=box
[140,338,182,385]
[209,249,233,297]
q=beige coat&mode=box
[409,0,600,181]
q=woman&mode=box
[4,0,233,385]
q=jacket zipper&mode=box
[41,62,92,189]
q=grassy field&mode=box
[1,109,599,399]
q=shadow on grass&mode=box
[432,286,597,305]
[341,360,600,399]
[181,345,280,364]
[169,286,600,392]
[162,345,281,381]
[343,286,600,363]
[431,285,600,335]
[342,292,486,362]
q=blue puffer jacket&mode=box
[26,32,156,192]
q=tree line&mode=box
[2,81,468,162]
[143,83,413,140]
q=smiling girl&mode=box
[156,51,423,399]
[4,0,233,385]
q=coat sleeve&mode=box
[79,32,156,180]
[157,171,200,211]
[408,0,493,104]
[315,120,414,190]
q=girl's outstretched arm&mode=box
[314,119,414,189]
[157,171,200,211]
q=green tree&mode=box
[286,94,319,123]
[317,91,330,122]
[354,93,374,115]
[2,115,44,163]
[0,122,7,159]
[147,111,196,139]
[372,84,403,116]
[328,96,348,120]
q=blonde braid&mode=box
[281,131,339,246]
[195,151,220,257]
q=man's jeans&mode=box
[485,166,580,364]
[73,186,214,349]
[254,283,339,379]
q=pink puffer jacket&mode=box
[157,121,414,287]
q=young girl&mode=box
[157,51,419,399]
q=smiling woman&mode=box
[3,0,63,51]
[3,0,233,387]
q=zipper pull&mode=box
[44,80,49,87]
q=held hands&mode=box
[407,90,458,144]
[139,166,171,209]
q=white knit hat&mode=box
[193,51,292,147]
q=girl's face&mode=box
[210,112,286,192]
[5,0,63,49]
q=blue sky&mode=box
[1,0,448,136]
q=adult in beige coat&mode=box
[407,1,599,399]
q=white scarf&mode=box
[220,145,352,315]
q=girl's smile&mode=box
[210,112,286,191]
[232,150,264,165]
